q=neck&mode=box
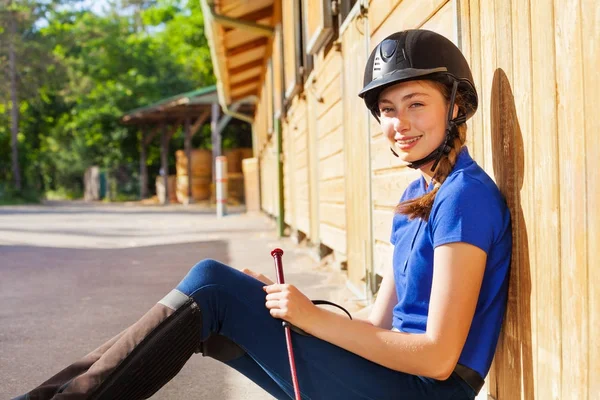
[419,161,436,184]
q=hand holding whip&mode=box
[270,248,302,400]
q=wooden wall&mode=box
[341,9,372,293]
[251,1,598,398]
[459,0,599,399]
[286,95,312,235]
[313,47,347,255]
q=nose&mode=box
[392,114,409,136]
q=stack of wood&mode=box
[175,149,212,203]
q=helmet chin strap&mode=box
[400,80,465,172]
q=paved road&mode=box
[0,201,349,399]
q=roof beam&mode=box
[226,37,269,57]
[230,75,261,91]
[224,5,274,31]
[231,89,258,102]
[229,59,264,75]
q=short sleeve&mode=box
[429,174,503,254]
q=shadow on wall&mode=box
[489,68,534,400]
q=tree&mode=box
[0,0,83,192]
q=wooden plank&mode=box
[342,13,372,291]
[371,170,420,209]
[504,0,536,398]
[420,0,457,42]
[370,0,448,44]
[465,0,484,164]
[368,0,403,37]
[228,47,265,69]
[316,74,342,119]
[554,1,588,398]
[282,0,299,95]
[478,0,496,172]
[296,148,308,169]
[530,0,562,398]
[317,126,344,160]
[319,50,343,89]
[297,213,311,235]
[224,29,264,50]
[319,178,345,203]
[319,152,345,181]
[317,101,343,138]
[284,117,296,229]
[307,85,321,241]
[319,203,346,230]
[230,67,262,84]
[372,208,395,244]
[272,29,283,117]
[581,1,600,398]
[294,131,308,153]
[319,223,347,254]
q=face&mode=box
[378,80,453,165]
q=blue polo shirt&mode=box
[390,147,511,378]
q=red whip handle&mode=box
[271,248,302,400]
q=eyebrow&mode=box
[378,92,430,105]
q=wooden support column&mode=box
[184,117,193,204]
[139,127,148,199]
[211,102,221,182]
[139,125,160,199]
[160,123,169,204]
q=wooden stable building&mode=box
[200,0,598,399]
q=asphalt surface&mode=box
[0,201,351,400]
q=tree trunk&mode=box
[8,12,22,191]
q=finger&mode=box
[263,284,286,293]
[265,300,281,309]
[269,308,285,319]
[265,292,284,301]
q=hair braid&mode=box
[395,123,467,220]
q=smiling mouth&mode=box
[397,136,422,145]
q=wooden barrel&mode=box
[176,175,211,203]
[239,148,253,161]
[175,149,212,178]
[223,148,253,174]
[223,149,241,174]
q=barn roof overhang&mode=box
[200,0,280,122]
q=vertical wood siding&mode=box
[314,48,347,254]
[459,1,598,398]
[341,10,372,292]
[247,1,598,397]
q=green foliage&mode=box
[0,0,217,200]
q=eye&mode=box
[379,107,394,114]
[409,102,424,108]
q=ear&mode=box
[452,104,459,119]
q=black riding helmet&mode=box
[358,29,478,171]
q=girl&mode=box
[15,29,511,400]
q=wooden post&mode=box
[211,102,221,183]
[184,117,193,204]
[160,123,169,205]
[139,127,148,199]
